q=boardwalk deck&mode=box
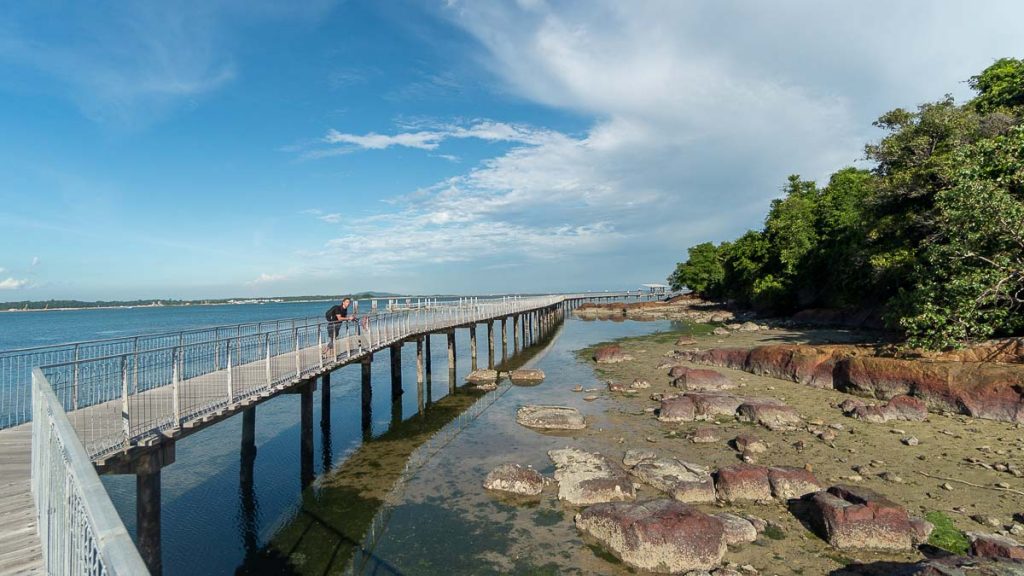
[0,423,42,576]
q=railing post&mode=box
[294,327,301,379]
[265,333,272,389]
[227,339,234,403]
[72,344,80,410]
[172,347,181,428]
[121,355,131,443]
[318,325,324,370]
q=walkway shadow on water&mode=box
[236,323,563,576]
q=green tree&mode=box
[970,57,1024,113]
[668,242,725,295]
[900,126,1024,348]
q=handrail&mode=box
[31,368,150,575]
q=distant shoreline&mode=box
[0,294,403,314]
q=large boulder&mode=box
[714,512,759,545]
[969,532,1024,561]
[629,457,715,503]
[686,391,746,419]
[714,465,773,503]
[575,499,727,573]
[658,395,697,422]
[849,394,928,423]
[736,399,802,430]
[767,466,822,500]
[482,463,545,496]
[594,344,633,364]
[549,448,635,505]
[808,485,915,551]
[516,406,586,430]
[670,367,737,391]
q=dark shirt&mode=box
[327,304,348,322]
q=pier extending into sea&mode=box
[0,291,657,575]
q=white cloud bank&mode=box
[0,278,29,290]
[302,0,1024,287]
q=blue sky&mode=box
[1,1,1022,300]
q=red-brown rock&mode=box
[768,467,822,500]
[659,396,697,422]
[733,434,768,454]
[968,532,1024,561]
[686,391,746,419]
[575,499,727,573]
[736,400,801,430]
[671,367,736,391]
[715,465,772,503]
[808,485,915,551]
[594,344,632,364]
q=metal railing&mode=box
[1,315,325,429]
[32,368,150,575]
[34,295,589,460]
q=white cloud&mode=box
[30,256,39,267]
[318,213,343,224]
[0,277,29,290]
[248,272,287,285]
[300,1,1024,286]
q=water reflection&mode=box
[235,315,566,575]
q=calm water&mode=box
[0,301,681,575]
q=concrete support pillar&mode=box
[513,315,520,351]
[320,371,331,426]
[239,406,257,554]
[416,337,425,414]
[361,355,372,439]
[521,313,527,347]
[390,343,403,400]
[425,334,432,375]
[487,321,495,369]
[469,325,478,370]
[300,383,314,489]
[137,454,162,576]
[447,331,456,393]
[501,318,508,360]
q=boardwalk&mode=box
[0,424,41,576]
[0,292,649,575]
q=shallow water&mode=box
[76,309,682,575]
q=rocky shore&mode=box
[479,313,1024,575]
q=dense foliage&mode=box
[669,58,1024,349]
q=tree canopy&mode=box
[668,57,1024,348]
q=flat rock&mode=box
[969,532,1024,561]
[623,449,658,467]
[692,426,720,443]
[676,336,698,346]
[629,457,711,493]
[483,463,545,496]
[659,395,697,422]
[715,465,773,503]
[671,367,737,391]
[737,321,761,332]
[808,485,915,551]
[768,466,822,499]
[687,391,746,419]
[594,344,633,364]
[509,369,545,384]
[517,405,586,430]
[714,512,759,545]
[737,400,802,430]
[575,499,727,573]
[466,369,499,383]
[733,434,768,454]
[549,448,636,505]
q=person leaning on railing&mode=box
[322,297,365,357]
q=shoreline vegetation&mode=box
[668,57,1024,350]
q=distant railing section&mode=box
[32,368,150,576]
[35,295,582,460]
[2,292,646,431]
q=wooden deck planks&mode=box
[0,423,42,576]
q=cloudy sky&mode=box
[1,1,1021,300]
